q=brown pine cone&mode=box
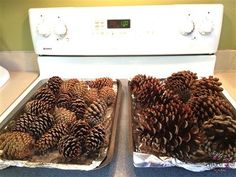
[56,92,72,109]
[58,135,82,160]
[202,115,236,162]
[54,107,77,125]
[130,74,160,97]
[29,113,55,139]
[165,71,197,102]
[35,123,69,154]
[85,124,105,155]
[191,76,223,97]
[88,77,113,90]
[189,95,233,126]
[25,100,54,115]
[11,113,37,132]
[83,88,99,105]
[0,132,34,160]
[70,81,88,97]
[47,76,63,95]
[134,81,171,107]
[69,97,87,119]
[60,79,78,94]
[136,103,202,161]
[69,120,91,142]
[32,87,56,106]
[84,99,107,125]
[99,86,116,106]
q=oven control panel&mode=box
[29,4,223,55]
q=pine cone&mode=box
[33,87,56,105]
[191,76,223,97]
[70,81,88,97]
[47,76,63,95]
[134,81,177,108]
[0,132,34,160]
[25,100,53,115]
[58,135,82,160]
[68,97,87,119]
[69,120,91,142]
[11,113,37,132]
[88,77,113,90]
[83,88,99,105]
[202,115,236,162]
[35,123,68,154]
[60,79,78,94]
[85,124,105,155]
[165,71,197,102]
[56,92,72,109]
[99,86,116,106]
[136,103,202,161]
[84,99,107,125]
[29,113,55,139]
[54,107,77,125]
[189,95,233,126]
[130,74,160,96]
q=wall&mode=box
[0,0,235,51]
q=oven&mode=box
[1,4,235,171]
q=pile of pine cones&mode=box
[0,76,116,162]
[131,71,235,163]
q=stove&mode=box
[1,4,231,133]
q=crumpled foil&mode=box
[133,152,236,172]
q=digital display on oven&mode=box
[107,19,130,29]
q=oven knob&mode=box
[199,20,213,35]
[37,22,51,38]
[180,20,195,36]
[54,23,67,38]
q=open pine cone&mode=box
[165,71,197,102]
[83,88,99,105]
[35,123,68,154]
[25,100,54,115]
[99,86,116,106]
[201,115,236,162]
[85,124,105,155]
[11,113,37,132]
[68,97,87,119]
[191,76,223,97]
[88,77,113,90]
[58,135,82,160]
[0,132,34,160]
[70,81,88,98]
[189,95,233,126]
[54,107,77,125]
[84,99,107,125]
[136,102,203,161]
[130,74,161,97]
[46,76,63,95]
[69,120,91,143]
[33,87,56,105]
[28,113,55,139]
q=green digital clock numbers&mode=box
[107,19,131,29]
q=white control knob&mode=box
[180,19,195,36]
[37,22,51,38]
[54,22,67,38]
[199,20,213,35]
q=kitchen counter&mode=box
[0,71,38,116]
[0,73,236,177]
[215,70,236,101]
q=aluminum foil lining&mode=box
[133,152,236,172]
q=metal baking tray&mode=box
[128,80,236,172]
[0,79,122,170]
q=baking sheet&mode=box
[0,78,122,170]
[128,81,236,172]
